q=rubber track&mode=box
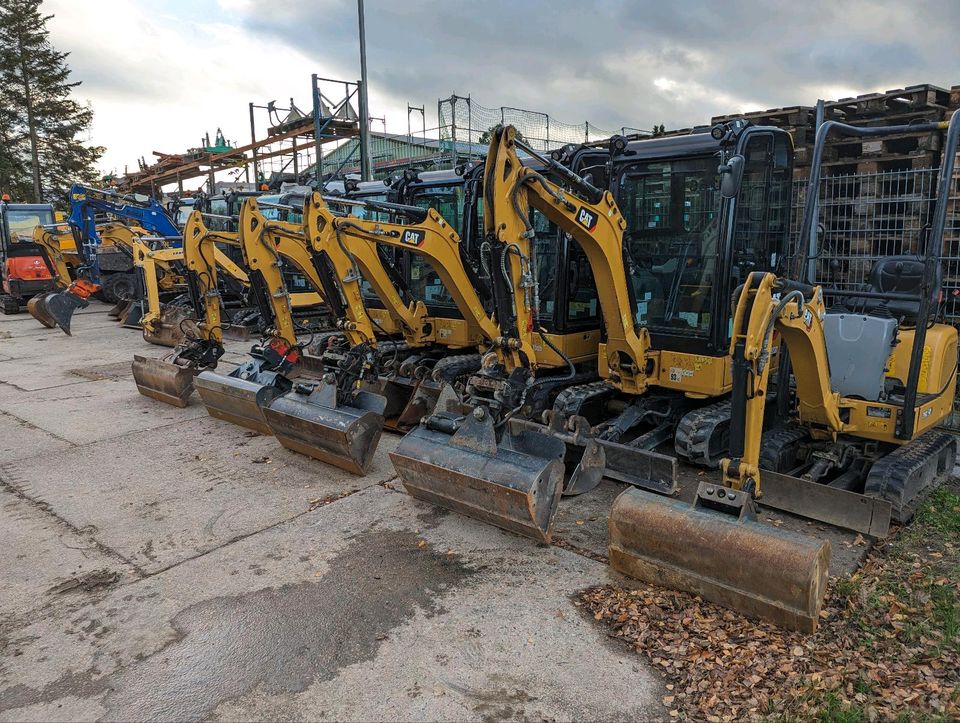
[758,423,808,472]
[431,354,482,383]
[551,381,612,419]
[864,430,958,524]
[674,399,732,468]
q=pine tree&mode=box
[0,0,104,203]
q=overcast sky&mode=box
[45,0,960,176]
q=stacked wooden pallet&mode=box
[714,85,960,288]
[712,84,953,174]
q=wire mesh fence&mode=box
[437,94,640,160]
[788,167,960,320]
[787,161,960,425]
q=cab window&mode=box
[618,157,720,336]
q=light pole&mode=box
[357,0,373,181]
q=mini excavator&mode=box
[29,185,181,334]
[258,188,495,473]
[131,211,228,407]
[191,197,323,433]
[391,123,789,540]
[607,114,960,631]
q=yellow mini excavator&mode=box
[128,211,250,347]
[191,198,319,433]
[258,191,489,474]
[391,126,629,538]
[131,212,228,406]
[607,114,960,631]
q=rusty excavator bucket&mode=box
[263,379,387,474]
[566,437,678,496]
[608,482,831,632]
[390,394,567,542]
[194,361,291,434]
[26,295,57,328]
[119,300,145,329]
[143,304,193,347]
[131,355,198,408]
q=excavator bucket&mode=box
[390,409,566,542]
[608,482,831,632]
[28,290,88,335]
[131,355,197,407]
[120,300,144,329]
[194,365,288,434]
[142,305,192,347]
[26,295,56,328]
[262,380,386,474]
[107,300,127,319]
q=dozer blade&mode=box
[608,482,831,632]
[566,438,678,496]
[263,381,386,474]
[194,367,287,434]
[390,412,566,542]
[131,355,197,408]
[28,290,88,335]
[26,295,57,328]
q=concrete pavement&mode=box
[0,304,665,721]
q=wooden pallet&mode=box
[825,85,951,122]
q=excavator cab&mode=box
[0,201,58,315]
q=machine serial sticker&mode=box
[866,406,892,418]
[669,367,694,383]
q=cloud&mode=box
[41,0,960,179]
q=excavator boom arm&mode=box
[238,199,300,347]
[723,272,844,495]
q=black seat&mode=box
[846,255,941,324]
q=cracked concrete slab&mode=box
[1,416,398,573]
[0,488,135,624]
[0,297,665,721]
[0,486,662,722]
[0,409,74,461]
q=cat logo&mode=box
[576,207,598,232]
[401,229,425,246]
